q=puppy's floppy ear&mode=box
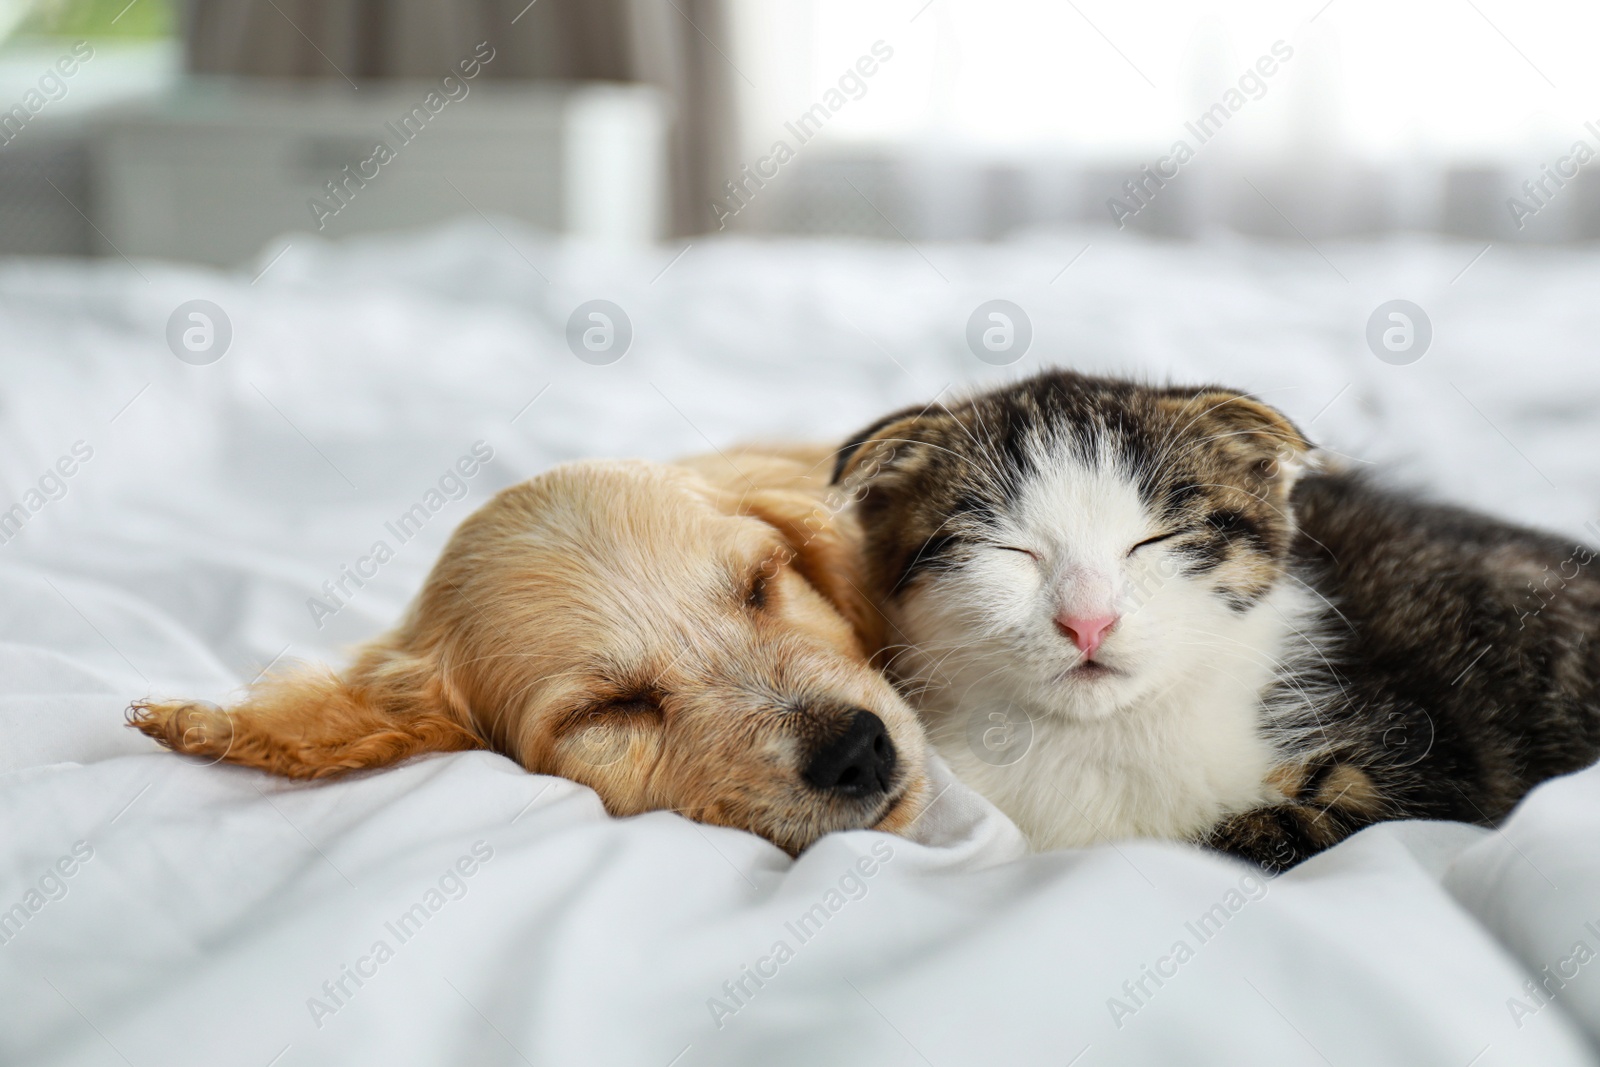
[1160,389,1313,485]
[128,639,483,778]
[739,485,886,653]
[831,402,959,488]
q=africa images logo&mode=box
[307,42,496,230]
[305,841,494,1030]
[1107,41,1294,229]
[709,40,895,230]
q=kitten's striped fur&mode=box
[835,370,1600,870]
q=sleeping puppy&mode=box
[129,449,929,855]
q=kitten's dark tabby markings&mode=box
[835,369,1600,870]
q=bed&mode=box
[4,221,1600,1065]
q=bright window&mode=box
[738,0,1595,163]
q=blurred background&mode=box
[5,0,1600,669]
[5,0,1600,259]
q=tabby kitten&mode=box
[833,369,1600,871]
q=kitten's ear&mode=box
[832,404,955,487]
[1168,390,1312,482]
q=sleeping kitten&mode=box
[833,370,1600,870]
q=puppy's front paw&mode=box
[126,700,235,758]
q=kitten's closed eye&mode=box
[1128,529,1185,555]
[994,545,1041,562]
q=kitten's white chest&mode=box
[926,683,1276,850]
[911,584,1314,850]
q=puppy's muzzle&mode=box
[803,709,897,798]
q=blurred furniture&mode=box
[182,0,738,235]
[92,80,667,264]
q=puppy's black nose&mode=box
[803,709,896,797]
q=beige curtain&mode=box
[182,0,739,235]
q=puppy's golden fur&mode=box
[129,448,929,854]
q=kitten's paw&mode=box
[1206,762,1386,871]
[1203,807,1312,872]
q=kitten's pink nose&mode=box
[1055,613,1118,657]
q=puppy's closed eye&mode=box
[600,694,664,717]
[566,690,664,730]
[744,552,788,611]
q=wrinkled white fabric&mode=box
[2,223,1598,1065]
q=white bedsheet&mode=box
[3,222,1600,1065]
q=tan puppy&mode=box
[129,448,929,854]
